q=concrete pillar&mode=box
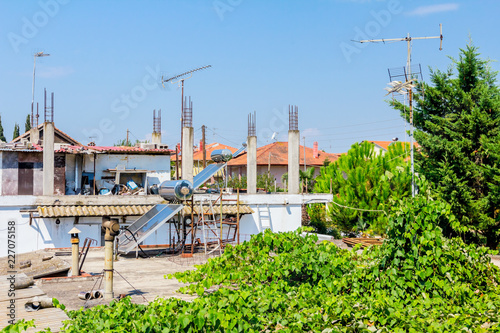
[182,127,194,184]
[288,130,300,194]
[29,127,39,145]
[151,132,161,145]
[43,122,55,195]
[247,136,257,194]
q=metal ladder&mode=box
[257,204,272,232]
[199,198,223,255]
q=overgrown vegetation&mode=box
[392,44,500,249]
[21,191,498,332]
[313,141,411,234]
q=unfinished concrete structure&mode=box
[151,109,162,146]
[227,142,339,188]
[288,105,300,194]
[247,112,257,194]
[43,90,55,196]
[181,97,194,184]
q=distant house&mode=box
[172,142,237,179]
[227,141,339,188]
[362,140,419,155]
[1,126,172,196]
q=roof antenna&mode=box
[354,24,443,198]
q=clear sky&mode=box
[1,0,498,153]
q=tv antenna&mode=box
[356,24,443,197]
[161,65,211,155]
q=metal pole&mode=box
[180,79,184,160]
[32,52,50,126]
[190,196,194,254]
[303,136,306,172]
[104,239,114,300]
[202,125,206,168]
[93,153,96,195]
[237,188,240,245]
[175,146,179,180]
[220,192,223,251]
[407,35,415,197]
[31,56,36,127]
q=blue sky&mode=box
[1,0,498,153]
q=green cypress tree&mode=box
[13,123,20,140]
[25,114,31,132]
[391,44,500,248]
[0,115,5,142]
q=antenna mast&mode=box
[161,65,211,157]
[357,24,443,197]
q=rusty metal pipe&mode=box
[104,240,114,300]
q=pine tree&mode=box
[313,141,412,234]
[13,123,20,140]
[391,44,500,248]
[25,114,31,132]
[0,115,5,142]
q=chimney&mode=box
[313,141,319,158]
[151,109,161,145]
[42,89,55,195]
[247,111,257,194]
[288,105,300,194]
[199,139,203,152]
[181,97,194,184]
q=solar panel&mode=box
[117,204,183,254]
[192,163,226,189]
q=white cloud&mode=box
[407,3,459,16]
[38,66,75,78]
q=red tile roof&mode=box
[173,142,237,161]
[227,142,339,167]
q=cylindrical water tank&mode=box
[211,149,233,163]
[159,180,193,201]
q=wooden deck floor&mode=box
[0,275,68,332]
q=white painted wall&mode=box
[82,154,170,186]
[0,194,332,257]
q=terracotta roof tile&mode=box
[227,142,339,167]
[173,142,237,161]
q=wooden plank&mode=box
[0,276,68,332]
[0,286,45,302]
[0,304,68,332]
